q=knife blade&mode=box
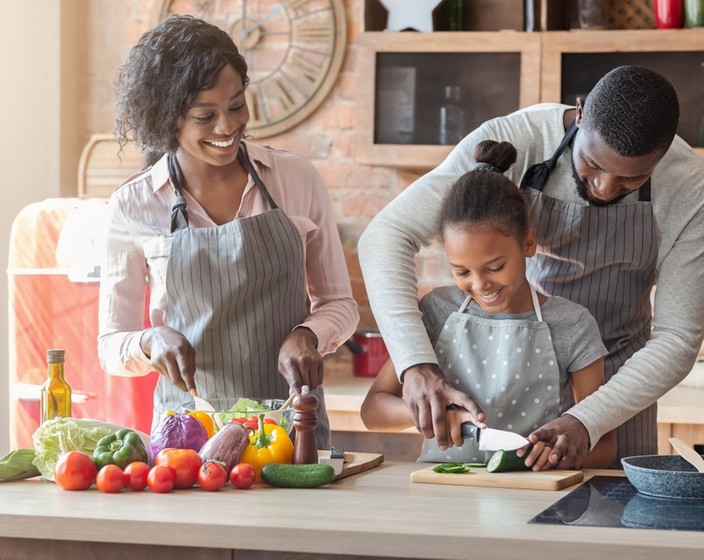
[460,423,530,451]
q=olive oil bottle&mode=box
[40,349,71,423]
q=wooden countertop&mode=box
[324,354,704,432]
[0,466,702,559]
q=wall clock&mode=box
[154,0,347,139]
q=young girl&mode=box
[361,140,616,470]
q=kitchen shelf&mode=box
[356,28,704,168]
[355,31,542,168]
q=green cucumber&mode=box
[261,463,336,488]
[486,450,531,473]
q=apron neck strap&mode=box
[520,120,578,191]
[167,145,281,234]
[457,285,543,321]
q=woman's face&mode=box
[176,64,249,168]
[444,223,537,314]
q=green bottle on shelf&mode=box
[40,349,72,423]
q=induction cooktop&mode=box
[529,476,704,531]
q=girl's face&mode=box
[176,64,249,168]
[444,223,537,314]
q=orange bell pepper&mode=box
[241,413,293,481]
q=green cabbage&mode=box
[31,418,148,482]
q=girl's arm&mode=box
[570,359,617,468]
[360,359,414,432]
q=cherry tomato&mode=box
[147,465,175,493]
[124,461,150,491]
[154,448,203,489]
[263,418,278,426]
[228,416,248,426]
[243,417,259,430]
[54,451,97,491]
[197,460,228,491]
[96,464,126,493]
[230,463,256,489]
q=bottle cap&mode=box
[47,349,65,363]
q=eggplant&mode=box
[198,422,250,474]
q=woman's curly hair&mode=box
[114,15,249,166]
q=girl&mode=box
[361,140,616,470]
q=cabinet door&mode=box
[355,32,541,168]
[542,29,704,156]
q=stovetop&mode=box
[529,476,704,531]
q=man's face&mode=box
[569,102,667,206]
[570,126,665,207]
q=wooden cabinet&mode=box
[356,27,704,168]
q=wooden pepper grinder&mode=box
[292,385,319,464]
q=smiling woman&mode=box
[99,14,358,450]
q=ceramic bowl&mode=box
[621,454,704,500]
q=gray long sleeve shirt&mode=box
[358,103,704,447]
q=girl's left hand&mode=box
[519,441,556,471]
[278,327,323,391]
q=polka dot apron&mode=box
[420,285,560,463]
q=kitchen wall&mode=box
[0,0,449,455]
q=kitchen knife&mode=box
[461,423,530,451]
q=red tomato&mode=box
[96,464,126,493]
[54,451,97,491]
[197,460,228,492]
[229,416,248,425]
[154,448,203,489]
[263,418,278,426]
[124,461,150,491]
[147,465,175,493]
[230,463,256,489]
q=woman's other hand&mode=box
[140,326,197,394]
[278,327,323,391]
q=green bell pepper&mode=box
[93,428,148,470]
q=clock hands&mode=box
[239,4,284,42]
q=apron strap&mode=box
[519,121,578,191]
[168,154,189,232]
[167,145,281,234]
[458,287,543,320]
[530,285,543,322]
[237,145,280,210]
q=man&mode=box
[358,65,704,467]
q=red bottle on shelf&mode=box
[655,0,685,28]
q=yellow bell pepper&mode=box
[166,409,215,439]
[241,413,294,481]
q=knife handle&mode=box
[460,423,479,441]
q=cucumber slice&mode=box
[486,450,531,473]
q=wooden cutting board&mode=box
[318,450,384,480]
[410,466,583,490]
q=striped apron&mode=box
[153,147,331,449]
[520,122,657,464]
[420,286,561,463]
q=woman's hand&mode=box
[278,327,323,391]
[140,326,196,394]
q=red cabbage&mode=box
[149,412,208,464]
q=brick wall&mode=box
[82,0,452,333]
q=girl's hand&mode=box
[140,326,197,394]
[520,441,556,471]
[278,327,323,391]
[446,407,482,448]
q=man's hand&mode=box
[402,363,485,449]
[528,414,590,469]
[140,326,197,394]
[278,327,323,392]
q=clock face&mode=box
[155,0,347,138]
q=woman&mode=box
[98,15,358,448]
[361,140,616,470]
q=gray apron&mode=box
[153,147,331,449]
[420,286,561,463]
[520,122,657,464]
